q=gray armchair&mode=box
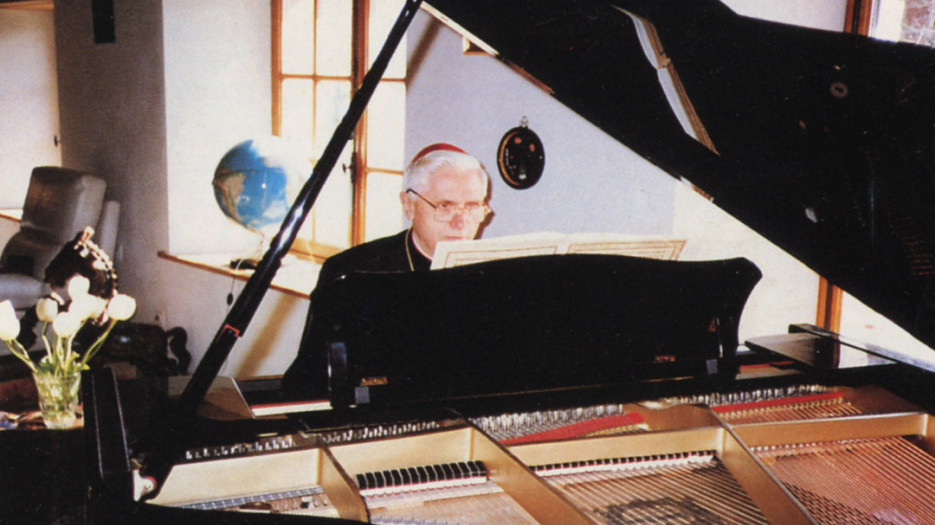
[0,167,112,311]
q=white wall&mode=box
[673,184,818,342]
[54,0,168,312]
[49,0,294,377]
[153,258,309,377]
[721,0,847,31]
[406,18,674,238]
[156,0,289,376]
[0,8,61,206]
[163,0,272,258]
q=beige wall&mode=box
[0,8,60,206]
[54,0,169,323]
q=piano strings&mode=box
[470,403,647,443]
[646,384,873,425]
[151,386,935,522]
[317,420,445,446]
[650,384,831,406]
[754,436,935,524]
[497,413,647,445]
[532,451,768,524]
[469,386,856,446]
[179,485,339,517]
[355,460,539,524]
[712,391,862,424]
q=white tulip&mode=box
[0,300,19,341]
[36,297,60,323]
[69,295,105,321]
[66,275,91,300]
[90,296,108,318]
[107,294,137,321]
[52,311,84,338]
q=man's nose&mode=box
[448,210,466,227]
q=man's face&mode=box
[401,165,488,258]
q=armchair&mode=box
[0,167,110,311]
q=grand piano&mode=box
[84,1,935,523]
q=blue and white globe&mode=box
[212,137,308,233]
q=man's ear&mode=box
[399,191,414,220]
[399,191,412,222]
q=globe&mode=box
[212,137,307,234]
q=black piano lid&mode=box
[423,0,935,354]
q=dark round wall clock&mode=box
[497,118,545,189]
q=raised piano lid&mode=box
[423,0,935,354]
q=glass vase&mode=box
[32,371,81,429]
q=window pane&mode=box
[281,79,315,158]
[364,171,404,241]
[369,0,407,78]
[314,80,352,158]
[870,0,935,46]
[839,291,933,360]
[315,160,352,248]
[276,0,408,259]
[282,0,315,75]
[365,81,406,170]
[296,204,314,244]
[317,0,352,76]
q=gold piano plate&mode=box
[328,425,593,524]
[144,385,934,524]
[147,438,368,521]
[508,425,812,524]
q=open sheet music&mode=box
[431,232,686,269]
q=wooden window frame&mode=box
[271,0,405,261]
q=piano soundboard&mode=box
[139,383,935,524]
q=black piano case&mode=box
[313,254,761,405]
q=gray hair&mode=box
[403,148,490,195]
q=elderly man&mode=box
[282,143,491,399]
[315,143,491,282]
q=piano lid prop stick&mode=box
[177,0,425,416]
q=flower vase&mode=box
[32,371,81,429]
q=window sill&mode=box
[157,251,320,298]
[0,209,22,223]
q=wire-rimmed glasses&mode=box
[406,189,491,223]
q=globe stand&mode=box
[229,257,260,271]
[229,233,269,272]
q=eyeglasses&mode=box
[406,189,491,223]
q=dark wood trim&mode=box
[816,276,843,332]
[844,0,874,36]
[351,0,369,246]
[157,251,314,299]
[271,0,282,136]
[0,1,52,11]
[0,209,22,223]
